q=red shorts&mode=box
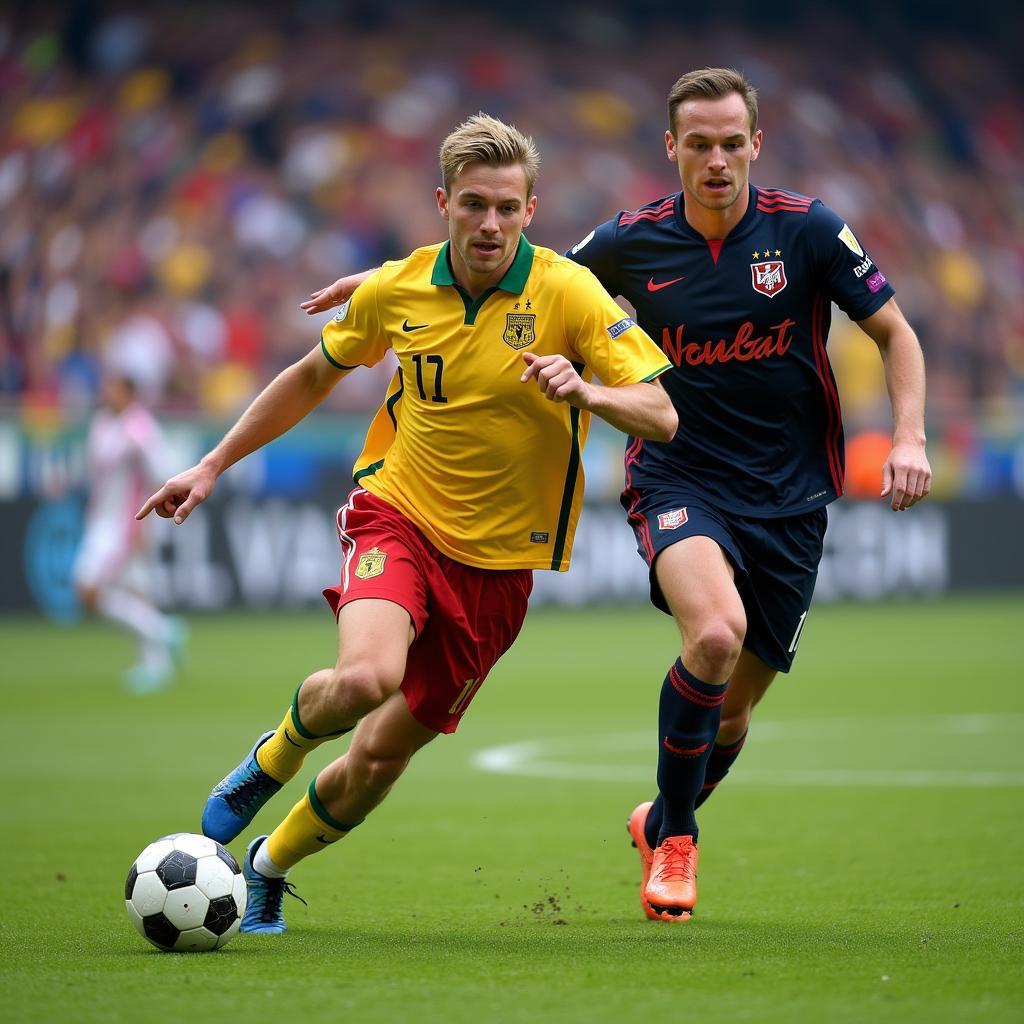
[323,488,533,734]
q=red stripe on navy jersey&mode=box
[809,293,844,496]
[818,294,845,494]
[620,209,676,226]
[622,486,654,562]
[623,437,654,562]
[757,196,812,207]
[623,437,654,560]
[756,204,812,216]
[756,189,812,209]
[758,188,812,202]
[618,202,675,221]
[809,293,840,491]
[819,296,843,491]
[626,197,674,214]
[619,198,675,225]
[757,198,812,209]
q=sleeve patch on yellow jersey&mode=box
[333,299,351,323]
[503,313,536,350]
[607,317,635,339]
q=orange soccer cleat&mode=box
[643,834,698,921]
[627,801,660,921]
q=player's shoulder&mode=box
[753,186,854,250]
[528,243,595,283]
[530,244,622,305]
[614,192,680,234]
[377,243,446,283]
[753,185,818,217]
[564,192,681,267]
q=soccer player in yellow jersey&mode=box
[137,114,675,934]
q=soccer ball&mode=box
[125,833,247,951]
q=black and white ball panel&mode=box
[125,833,247,952]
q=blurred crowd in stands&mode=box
[1,1,1022,494]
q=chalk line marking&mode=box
[470,715,1024,788]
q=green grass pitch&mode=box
[2,596,1022,1022]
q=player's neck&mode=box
[450,255,512,301]
[681,186,750,242]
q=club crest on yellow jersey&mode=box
[355,546,387,579]
[503,313,536,350]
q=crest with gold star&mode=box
[750,248,787,298]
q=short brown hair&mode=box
[439,113,541,196]
[667,67,759,137]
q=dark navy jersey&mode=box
[567,184,895,517]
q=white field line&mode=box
[470,715,1024,788]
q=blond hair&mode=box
[667,67,759,137]
[439,113,540,196]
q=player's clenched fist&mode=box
[881,440,932,512]
[520,351,590,406]
[136,462,218,525]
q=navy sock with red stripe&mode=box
[694,730,748,809]
[655,658,727,844]
[642,730,747,846]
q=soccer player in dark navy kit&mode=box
[301,68,932,923]
[568,67,932,921]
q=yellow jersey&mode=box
[320,236,671,571]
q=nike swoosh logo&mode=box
[402,320,429,332]
[284,728,302,749]
[647,276,685,292]
[314,834,332,844]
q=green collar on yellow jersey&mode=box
[431,235,534,325]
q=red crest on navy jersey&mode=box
[751,260,788,298]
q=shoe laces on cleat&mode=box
[653,837,697,883]
[223,762,280,818]
[249,875,308,926]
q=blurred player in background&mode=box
[137,114,675,935]
[73,371,183,693]
[305,69,933,924]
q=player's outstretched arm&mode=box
[520,352,677,441]
[136,346,347,524]
[299,269,378,315]
[857,298,932,511]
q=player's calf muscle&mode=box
[717,710,751,746]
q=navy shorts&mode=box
[621,486,829,672]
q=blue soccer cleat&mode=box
[241,836,307,935]
[202,731,283,843]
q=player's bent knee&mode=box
[689,620,745,675]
